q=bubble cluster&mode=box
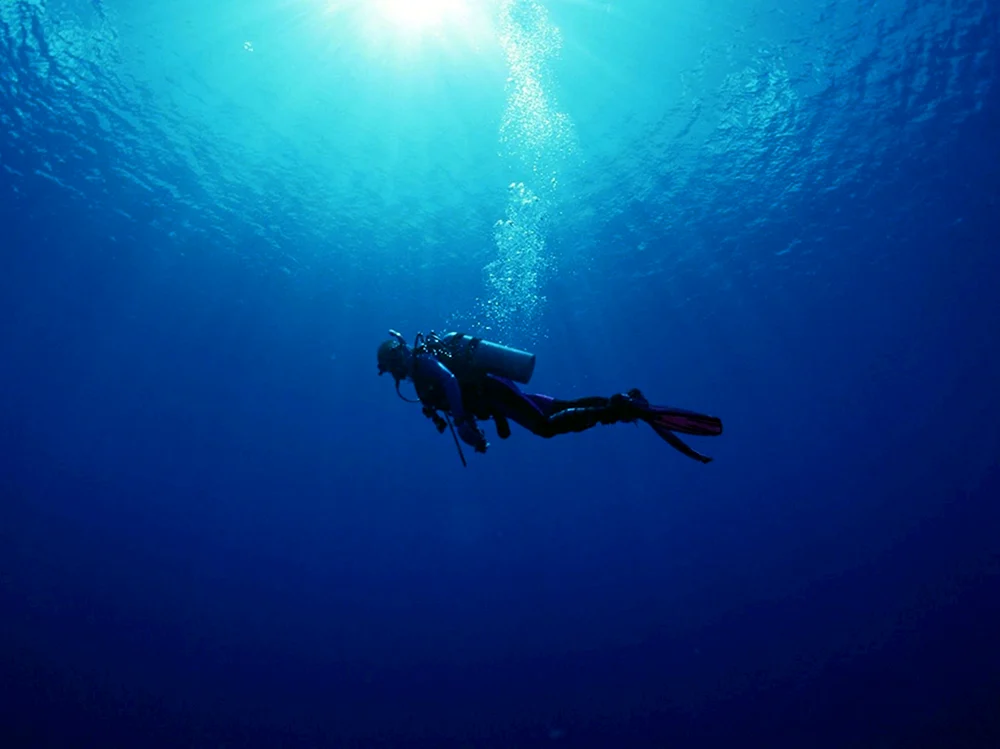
[480,181,552,334]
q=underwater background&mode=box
[1,0,999,747]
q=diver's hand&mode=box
[457,417,488,454]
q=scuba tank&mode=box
[385,329,537,385]
[437,332,536,384]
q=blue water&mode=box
[2,0,999,746]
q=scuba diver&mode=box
[376,330,724,465]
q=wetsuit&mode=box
[411,350,723,463]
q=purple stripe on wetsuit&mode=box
[524,393,558,415]
[486,376,560,427]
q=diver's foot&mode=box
[625,388,649,409]
[610,389,650,421]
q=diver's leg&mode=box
[485,378,643,438]
[485,376,656,438]
[482,377,605,437]
[543,393,647,436]
[486,377,720,459]
[482,377,551,436]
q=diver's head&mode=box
[377,336,411,382]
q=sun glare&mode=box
[373,0,469,31]
[319,0,498,63]
[373,0,476,34]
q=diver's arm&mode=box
[414,354,487,452]
[414,354,466,421]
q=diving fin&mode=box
[648,421,715,463]
[644,405,723,437]
[624,391,721,463]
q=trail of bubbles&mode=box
[478,0,576,339]
[479,180,549,333]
